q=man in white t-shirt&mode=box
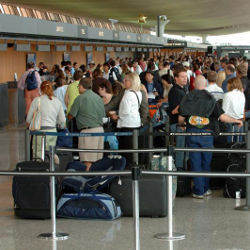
[206,71,224,101]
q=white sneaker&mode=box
[192,193,204,199]
[204,189,212,196]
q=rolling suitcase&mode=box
[109,175,175,217]
[12,160,58,219]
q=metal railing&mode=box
[14,122,250,249]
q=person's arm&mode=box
[178,115,186,126]
[57,102,66,128]
[64,87,69,108]
[26,98,37,125]
[172,105,179,115]
[219,114,243,127]
[69,96,80,119]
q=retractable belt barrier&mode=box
[17,122,250,249]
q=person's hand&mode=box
[236,119,243,128]
[156,101,163,108]
[153,91,159,97]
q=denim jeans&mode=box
[186,127,214,195]
[226,123,243,143]
[170,124,186,169]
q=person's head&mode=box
[40,81,54,100]
[237,64,247,78]
[73,62,78,69]
[227,77,243,92]
[229,57,238,68]
[158,61,164,70]
[55,78,66,88]
[194,75,207,90]
[242,56,247,62]
[92,68,103,79]
[79,64,87,73]
[174,68,187,87]
[64,66,71,75]
[163,61,170,69]
[109,60,116,67]
[132,60,138,67]
[73,70,83,81]
[92,77,112,97]
[78,77,92,94]
[27,62,35,69]
[112,81,124,96]
[38,62,44,69]
[145,71,154,83]
[207,71,217,84]
[220,58,228,69]
[103,62,110,73]
[182,61,190,69]
[147,61,155,71]
[214,62,220,72]
[161,74,172,88]
[61,61,66,67]
[124,73,141,91]
[216,71,226,87]
[89,61,95,68]
[225,64,235,76]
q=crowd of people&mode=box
[18,52,250,198]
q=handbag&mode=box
[29,98,41,131]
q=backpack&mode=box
[57,192,122,220]
[109,67,122,84]
[25,70,38,90]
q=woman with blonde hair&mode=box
[216,70,226,88]
[110,72,142,166]
[26,81,66,159]
[222,77,245,142]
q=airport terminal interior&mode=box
[1,1,250,249]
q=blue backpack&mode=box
[56,128,73,148]
[62,156,126,193]
[25,70,38,90]
[57,192,122,220]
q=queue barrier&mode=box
[4,143,250,250]
[19,123,250,249]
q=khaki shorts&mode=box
[78,127,104,162]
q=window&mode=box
[20,7,28,17]
[2,4,10,14]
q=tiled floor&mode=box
[0,128,249,250]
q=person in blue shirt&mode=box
[222,64,236,92]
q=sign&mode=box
[56,26,64,32]
[86,52,93,65]
[85,46,93,52]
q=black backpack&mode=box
[25,70,38,90]
[109,67,122,84]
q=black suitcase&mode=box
[12,160,56,219]
[109,175,173,217]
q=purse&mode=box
[29,98,41,131]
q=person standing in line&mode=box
[18,62,42,115]
[168,66,188,170]
[69,78,106,170]
[178,75,243,198]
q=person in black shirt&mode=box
[178,75,243,199]
[168,67,188,169]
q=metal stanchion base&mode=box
[235,205,250,211]
[154,233,185,241]
[37,233,69,241]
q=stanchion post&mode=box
[25,129,30,161]
[133,129,139,165]
[34,135,38,159]
[154,146,185,241]
[41,135,46,161]
[149,122,153,169]
[236,121,250,211]
[38,146,69,240]
[165,116,170,147]
[132,167,141,250]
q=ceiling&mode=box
[4,0,250,36]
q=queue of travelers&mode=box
[18,52,250,199]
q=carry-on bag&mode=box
[12,160,58,219]
[57,192,121,220]
[109,174,175,217]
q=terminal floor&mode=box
[0,128,249,250]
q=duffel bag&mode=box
[57,192,121,220]
[62,156,126,193]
